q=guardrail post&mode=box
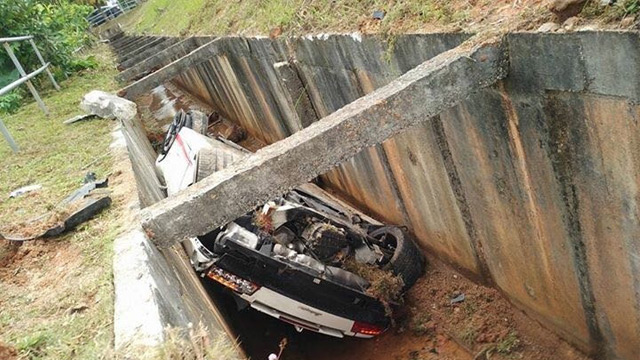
[0,118,18,153]
[2,43,49,115]
[28,39,60,91]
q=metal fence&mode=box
[118,0,139,12]
[87,0,140,27]
[0,36,60,153]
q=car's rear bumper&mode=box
[239,287,375,338]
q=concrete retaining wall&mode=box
[115,111,244,358]
[114,31,640,359]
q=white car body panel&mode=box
[240,287,373,338]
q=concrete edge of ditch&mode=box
[110,123,245,358]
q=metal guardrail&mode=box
[0,36,60,153]
[118,0,139,12]
[88,1,140,27]
[0,35,34,43]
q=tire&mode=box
[196,148,220,182]
[188,110,209,135]
[369,226,426,291]
[196,147,239,182]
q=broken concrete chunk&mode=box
[537,22,560,32]
[80,90,137,122]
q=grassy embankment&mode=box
[114,0,638,38]
[0,44,121,359]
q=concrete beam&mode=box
[140,39,508,248]
[117,37,168,63]
[116,38,199,84]
[112,36,144,52]
[119,37,181,70]
[117,37,157,58]
[118,38,221,99]
[111,36,140,51]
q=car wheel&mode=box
[368,226,426,290]
[188,110,209,135]
[196,147,240,181]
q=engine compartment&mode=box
[193,189,400,294]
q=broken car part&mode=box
[0,178,111,241]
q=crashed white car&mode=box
[156,110,425,338]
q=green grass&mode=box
[0,44,123,360]
[583,0,640,21]
[1,211,121,359]
[0,45,118,225]
[114,0,473,37]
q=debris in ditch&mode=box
[9,184,42,198]
[220,121,246,143]
[63,113,97,125]
[268,337,288,360]
[0,179,111,241]
[409,312,435,336]
[472,332,521,360]
[343,259,404,319]
[451,293,466,305]
[269,26,283,39]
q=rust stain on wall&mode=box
[572,94,640,359]
[382,121,481,276]
[441,89,591,351]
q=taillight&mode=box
[206,265,260,295]
[350,321,384,336]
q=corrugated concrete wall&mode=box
[167,31,640,359]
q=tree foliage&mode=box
[0,0,95,87]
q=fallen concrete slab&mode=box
[118,38,221,99]
[140,39,508,248]
[81,90,137,121]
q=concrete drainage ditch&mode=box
[109,30,640,360]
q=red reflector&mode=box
[205,265,260,295]
[350,321,384,336]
